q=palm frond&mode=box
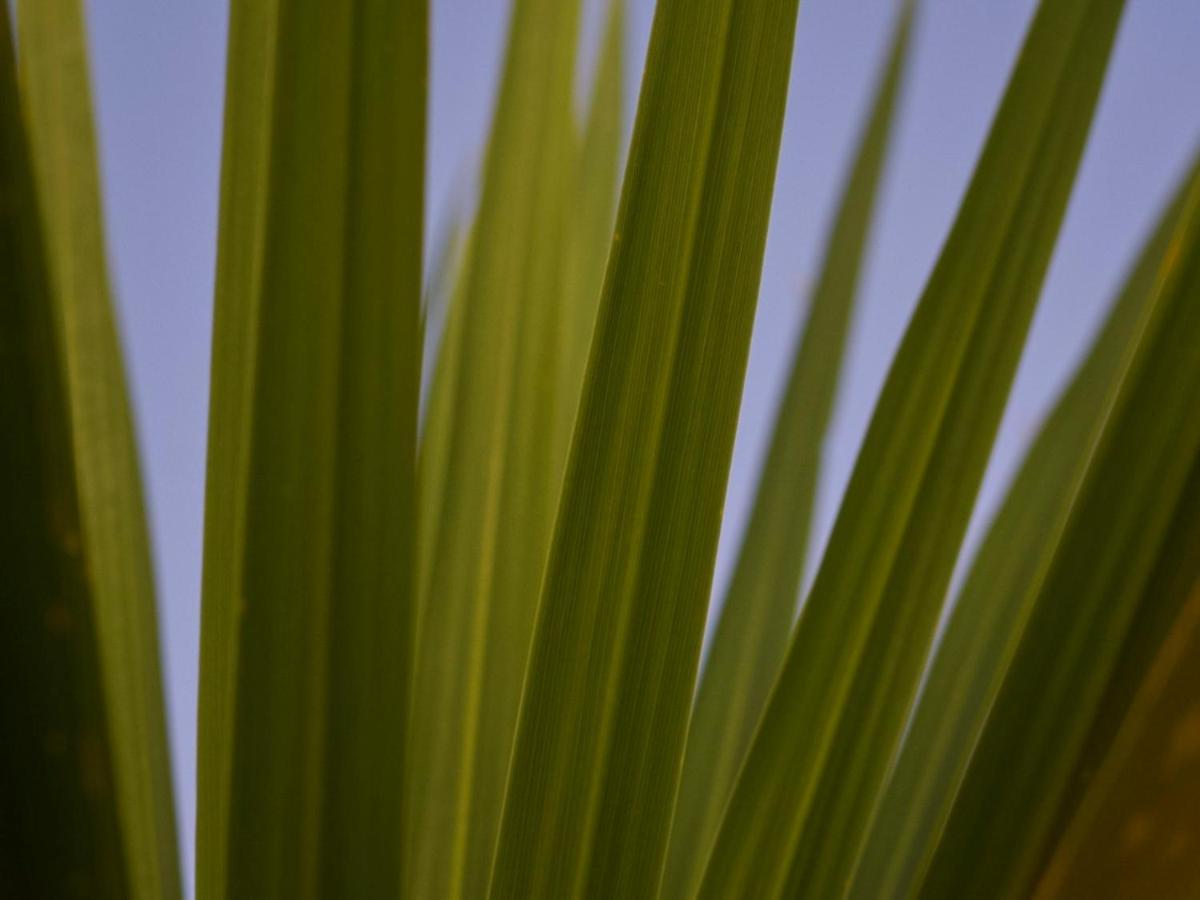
[698,0,1127,894]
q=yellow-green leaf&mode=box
[14,2,181,895]
[489,0,802,895]
[196,2,424,896]
[663,9,911,895]
[698,1,1126,896]
[406,1,580,895]
[848,153,1200,900]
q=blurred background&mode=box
[80,0,1200,874]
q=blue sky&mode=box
[81,0,1200,875]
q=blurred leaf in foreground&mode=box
[0,4,126,894]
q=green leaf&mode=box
[195,1,424,896]
[14,1,181,895]
[848,153,1200,900]
[488,0,802,895]
[921,174,1200,899]
[194,3,280,893]
[697,1,1126,896]
[662,9,911,895]
[0,5,126,894]
[406,0,580,896]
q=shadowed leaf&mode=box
[1034,563,1200,899]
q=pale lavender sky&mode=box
[81,0,1200,879]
